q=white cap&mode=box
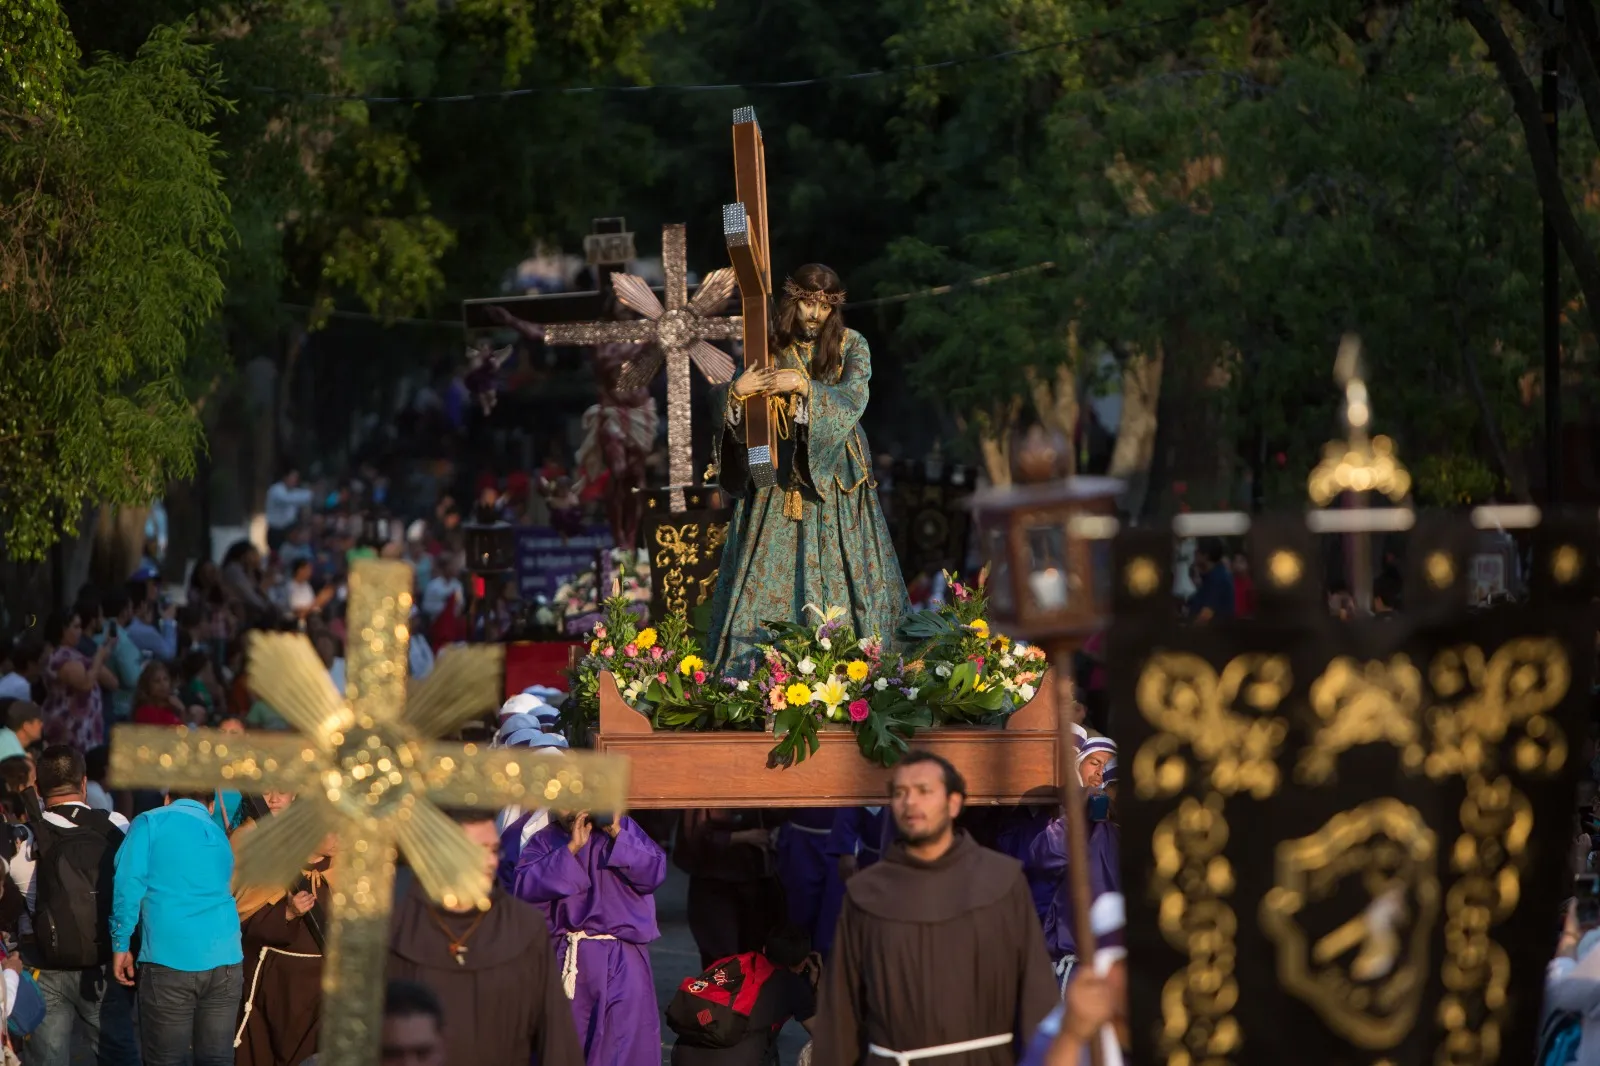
[1090,891,1126,937]
[499,693,549,719]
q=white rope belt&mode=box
[787,823,831,836]
[866,1032,1012,1065]
[233,944,321,1048]
[560,931,619,1000]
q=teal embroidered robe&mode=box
[705,328,910,669]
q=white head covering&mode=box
[1077,736,1118,765]
[499,693,549,719]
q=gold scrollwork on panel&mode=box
[1134,651,1292,801]
[696,568,721,608]
[1151,794,1241,1065]
[1299,656,1425,785]
[1435,775,1529,1066]
[654,524,701,568]
[707,521,729,554]
[1424,638,1569,781]
[1260,799,1439,1050]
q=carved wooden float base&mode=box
[595,669,1065,808]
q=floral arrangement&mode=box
[539,548,651,634]
[567,569,1048,768]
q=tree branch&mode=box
[1459,0,1600,343]
[1565,0,1600,151]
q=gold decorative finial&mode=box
[1308,335,1412,507]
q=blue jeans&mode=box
[135,962,243,1066]
[28,964,141,1066]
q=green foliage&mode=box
[1,0,78,115]
[872,0,1565,505]
[0,25,231,559]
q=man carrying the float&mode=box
[812,752,1058,1065]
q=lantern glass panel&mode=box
[1091,538,1113,612]
[1025,521,1070,612]
[986,525,1015,617]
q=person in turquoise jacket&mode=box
[111,791,244,1066]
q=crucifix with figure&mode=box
[537,225,742,514]
[109,559,629,1066]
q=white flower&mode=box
[624,681,644,701]
[819,637,832,651]
[874,677,888,692]
[798,657,817,676]
[907,686,919,700]
[1000,655,1015,669]
[859,637,873,651]
[935,663,951,678]
[1018,682,1036,703]
[736,680,750,692]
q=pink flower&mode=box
[657,672,669,683]
[651,646,664,661]
[772,668,790,686]
[693,670,707,685]
[847,699,870,722]
[601,646,614,658]
[970,656,985,669]
[594,624,607,639]
[952,582,970,601]
[624,643,638,657]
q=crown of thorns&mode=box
[783,279,847,306]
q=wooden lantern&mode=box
[968,475,1122,643]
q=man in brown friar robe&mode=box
[813,751,1058,1066]
[387,808,583,1066]
[231,793,333,1066]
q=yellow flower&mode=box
[589,639,601,654]
[846,660,869,683]
[974,679,989,692]
[636,628,658,650]
[679,654,705,677]
[813,676,849,715]
[998,634,1012,650]
[785,682,813,706]
[970,619,990,640]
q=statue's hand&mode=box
[768,369,808,395]
[731,367,769,400]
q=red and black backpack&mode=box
[665,952,778,1048]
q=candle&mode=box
[1029,567,1068,610]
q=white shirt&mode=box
[9,802,132,915]
[264,482,313,529]
[0,673,30,701]
[422,576,464,620]
[287,580,316,613]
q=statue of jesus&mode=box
[704,263,910,668]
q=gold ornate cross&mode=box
[109,559,629,1066]
[545,222,741,513]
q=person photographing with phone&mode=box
[513,809,668,1066]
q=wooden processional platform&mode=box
[593,669,1066,807]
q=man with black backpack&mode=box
[7,744,139,1065]
[668,924,819,1066]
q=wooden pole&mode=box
[1053,652,1103,1066]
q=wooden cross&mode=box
[109,559,629,1066]
[542,223,741,513]
[723,107,777,489]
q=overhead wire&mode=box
[245,0,1253,105]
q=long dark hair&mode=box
[772,263,847,383]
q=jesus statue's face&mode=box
[796,297,832,340]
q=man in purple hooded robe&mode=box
[1028,756,1122,983]
[514,810,668,1066]
[818,806,891,956]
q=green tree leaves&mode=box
[0,25,232,558]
